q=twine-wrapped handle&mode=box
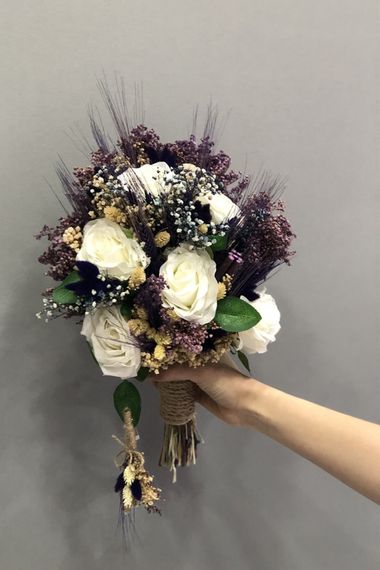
[158,380,198,425]
[157,380,201,480]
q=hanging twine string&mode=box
[113,408,141,468]
[113,408,161,512]
[158,380,198,426]
[123,409,137,450]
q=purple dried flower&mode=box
[160,311,209,354]
[130,125,161,150]
[228,191,296,298]
[36,214,87,281]
[135,275,166,328]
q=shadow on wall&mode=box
[1,269,218,561]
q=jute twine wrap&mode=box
[123,409,137,450]
[158,380,197,425]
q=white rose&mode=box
[159,244,218,325]
[81,306,141,379]
[76,218,149,281]
[198,191,240,225]
[239,288,281,354]
[117,162,171,198]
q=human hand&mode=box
[154,363,262,427]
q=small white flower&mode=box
[118,162,171,198]
[198,191,240,225]
[77,218,149,281]
[238,288,281,354]
[159,244,218,325]
[81,306,141,379]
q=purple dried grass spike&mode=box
[129,206,157,260]
[56,158,91,216]
[88,105,113,154]
[97,75,135,160]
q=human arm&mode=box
[155,364,380,505]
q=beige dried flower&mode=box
[154,231,171,248]
[153,345,166,361]
[128,318,150,336]
[103,205,127,224]
[217,282,226,300]
[129,267,146,289]
[62,226,83,253]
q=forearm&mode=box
[244,381,380,504]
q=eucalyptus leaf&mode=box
[214,296,261,332]
[137,367,150,382]
[61,271,82,286]
[52,285,77,305]
[237,350,250,373]
[211,233,228,252]
[120,302,133,320]
[113,380,141,426]
[52,271,82,305]
[122,227,134,239]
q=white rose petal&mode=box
[239,288,281,354]
[81,306,141,379]
[198,191,240,225]
[159,244,218,325]
[117,162,171,198]
[76,218,149,281]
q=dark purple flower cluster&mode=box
[90,149,115,168]
[167,135,248,197]
[135,275,166,328]
[73,165,95,187]
[130,125,161,150]
[160,310,209,354]
[35,215,84,281]
[229,192,296,298]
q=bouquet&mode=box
[36,83,295,518]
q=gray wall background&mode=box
[0,1,379,569]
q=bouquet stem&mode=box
[158,380,202,481]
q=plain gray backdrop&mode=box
[0,1,379,569]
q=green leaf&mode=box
[52,286,77,305]
[113,380,141,426]
[214,296,262,332]
[136,366,150,382]
[237,350,250,373]
[122,227,134,239]
[120,301,133,320]
[61,271,82,287]
[211,233,228,252]
[52,271,81,305]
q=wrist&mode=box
[238,379,284,432]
